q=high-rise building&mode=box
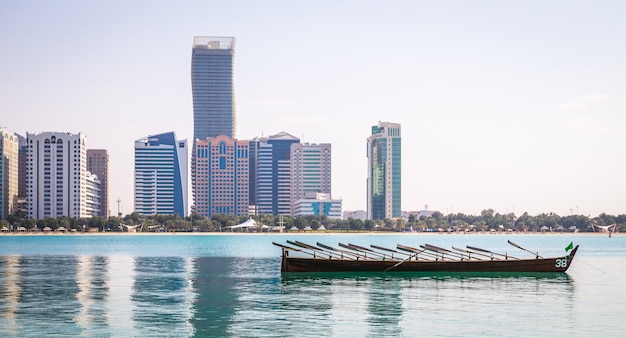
[191,36,236,140]
[85,171,101,217]
[87,149,109,217]
[134,132,188,218]
[248,137,260,209]
[253,132,300,216]
[290,143,332,214]
[26,132,90,219]
[16,134,27,215]
[194,135,249,217]
[367,122,401,220]
[0,130,19,219]
[191,36,236,214]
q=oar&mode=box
[316,242,367,260]
[507,240,543,259]
[273,242,321,258]
[348,243,398,261]
[293,240,357,260]
[420,245,462,261]
[338,242,381,260]
[272,242,302,252]
[452,246,491,260]
[396,243,420,252]
[424,244,473,260]
[397,244,438,260]
[382,251,420,272]
[370,244,412,259]
[466,245,516,260]
[286,240,332,259]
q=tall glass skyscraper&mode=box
[191,36,236,140]
[367,122,401,220]
[134,132,188,217]
[191,36,236,215]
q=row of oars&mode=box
[273,240,540,262]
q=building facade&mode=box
[26,132,89,219]
[192,36,236,140]
[293,192,342,219]
[366,122,401,220]
[0,130,19,219]
[87,149,109,217]
[85,171,101,217]
[343,209,368,221]
[134,132,188,217]
[290,143,332,214]
[16,134,27,215]
[194,135,249,217]
[253,132,300,216]
[191,36,236,214]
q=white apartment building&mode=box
[85,172,101,217]
[26,132,91,219]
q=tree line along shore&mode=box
[1,209,623,234]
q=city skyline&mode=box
[2,1,625,217]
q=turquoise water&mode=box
[0,233,624,337]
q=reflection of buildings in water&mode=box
[366,277,403,337]
[221,257,314,336]
[327,278,369,337]
[276,274,334,336]
[107,256,137,335]
[75,255,94,328]
[74,256,109,334]
[131,257,195,337]
[1,255,21,336]
[181,256,196,326]
[14,256,81,333]
[191,257,241,337]
[394,273,574,335]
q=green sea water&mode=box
[0,233,624,337]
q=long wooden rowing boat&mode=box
[273,240,579,273]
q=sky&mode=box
[1,1,625,217]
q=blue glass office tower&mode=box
[367,122,401,220]
[134,132,188,217]
[191,36,236,140]
[252,132,300,216]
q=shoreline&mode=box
[0,231,620,237]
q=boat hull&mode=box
[281,245,578,273]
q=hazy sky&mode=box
[1,1,624,217]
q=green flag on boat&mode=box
[565,242,574,253]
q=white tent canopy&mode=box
[224,218,260,231]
